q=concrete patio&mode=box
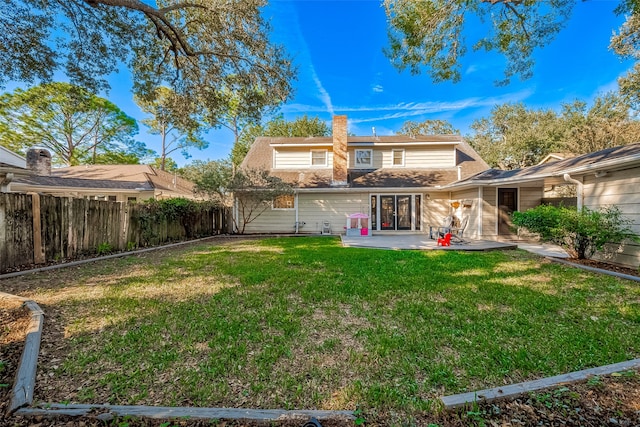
[341,234,570,258]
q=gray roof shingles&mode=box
[242,135,489,189]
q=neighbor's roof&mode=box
[15,164,195,195]
[0,146,27,174]
[446,143,640,189]
[242,135,489,189]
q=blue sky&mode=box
[14,0,636,166]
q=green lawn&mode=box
[10,237,640,423]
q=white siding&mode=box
[273,148,333,169]
[520,187,543,212]
[401,146,455,168]
[236,200,297,234]
[584,166,640,268]
[451,189,479,238]
[424,192,451,231]
[237,193,369,235]
[482,187,497,237]
[348,145,456,169]
[298,193,368,234]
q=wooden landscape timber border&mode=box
[3,238,640,423]
[1,292,45,414]
[15,404,355,424]
[0,234,231,280]
[441,359,640,409]
[547,257,640,283]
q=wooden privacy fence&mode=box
[0,193,225,274]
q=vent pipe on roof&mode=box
[563,173,583,210]
[372,127,376,137]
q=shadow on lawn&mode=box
[3,236,639,422]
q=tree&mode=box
[383,0,640,87]
[232,115,330,167]
[560,92,640,155]
[1,1,295,119]
[180,159,233,204]
[204,79,285,156]
[151,157,179,172]
[512,205,638,260]
[467,103,563,169]
[92,140,155,165]
[398,119,459,136]
[610,11,640,108]
[135,87,206,170]
[230,168,294,234]
[383,0,575,84]
[0,82,141,166]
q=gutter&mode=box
[443,153,640,191]
[293,186,450,193]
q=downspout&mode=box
[294,192,299,234]
[477,186,483,238]
[563,173,583,210]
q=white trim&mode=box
[349,141,461,147]
[0,146,26,168]
[295,186,435,193]
[269,142,332,148]
[391,149,405,167]
[477,186,483,237]
[354,149,373,168]
[443,155,640,191]
[495,187,498,235]
[310,149,328,167]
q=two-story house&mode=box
[235,115,489,234]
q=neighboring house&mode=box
[235,115,489,234]
[7,148,197,201]
[441,143,640,268]
[0,145,30,192]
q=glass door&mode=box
[396,196,412,230]
[380,196,395,230]
[378,195,413,230]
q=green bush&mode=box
[512,205,638,259]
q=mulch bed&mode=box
[2,297,639,426]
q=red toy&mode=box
[437,233,452,247]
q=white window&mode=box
[392,149,405,167]
[273,194,295,210]
[355,149,373,167]
[310,150,327,166]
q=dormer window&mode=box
[392,149,405,167]
[355,149,372,167]
[310,150,327,167]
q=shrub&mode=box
[512,205,638,259]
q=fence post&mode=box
[0,194,5,268]
[119,202,129,251]
[29,193,45,264]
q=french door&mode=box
[379,195,412,230]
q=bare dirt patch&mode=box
[3,296,639,426]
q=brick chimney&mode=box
[26,148,51,176]
[332,115,348,186]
